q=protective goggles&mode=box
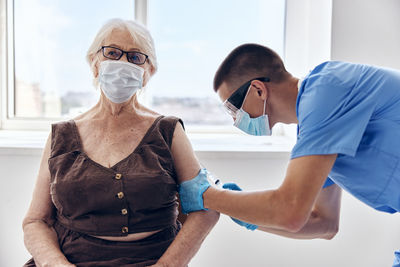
[223,77,270,117]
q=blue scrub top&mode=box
[291,61,400,213]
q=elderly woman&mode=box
[22,18,219,267]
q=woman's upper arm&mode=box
[23,133,55,227]
[170,122,201,184]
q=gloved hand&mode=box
[178,169,211,214]
[222,182,259,231]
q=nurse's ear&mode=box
[250,80,268,100]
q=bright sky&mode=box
[14,0,285,99]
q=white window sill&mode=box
[0,130,295,157]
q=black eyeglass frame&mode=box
[99,46,149,65]
[223,77,270,116]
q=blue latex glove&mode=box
[222,182,259,231]
[178,168,211,214]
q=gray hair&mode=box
[86,18,158,87]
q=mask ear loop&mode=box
[263,97,266,116]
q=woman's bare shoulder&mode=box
[70,109,93,122]
[139,104,161,117]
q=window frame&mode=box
[0,0,330,136]
[0,0,8,130]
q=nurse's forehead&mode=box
[217,82,234,102]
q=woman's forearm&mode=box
[156,210,219,267]
[23,221,74,267]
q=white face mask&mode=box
[98,60,144,104]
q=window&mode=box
[146,0,286,127]
[1,0,286,130]
[10,0,135,119]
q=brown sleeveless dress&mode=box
[24,116,184,267]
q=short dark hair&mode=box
[213,43,290,92]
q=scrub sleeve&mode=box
[292,71,376,159]
[292,65,377,188]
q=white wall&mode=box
[286,0,400,73]
[284,0,332,77]
[1,148,399,267]
[331,0,400,69]
[0,152,41,267]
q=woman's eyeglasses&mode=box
[99,46,148,65]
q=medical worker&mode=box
[178,43,400,266]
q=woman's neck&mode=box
[91,93,144,120]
